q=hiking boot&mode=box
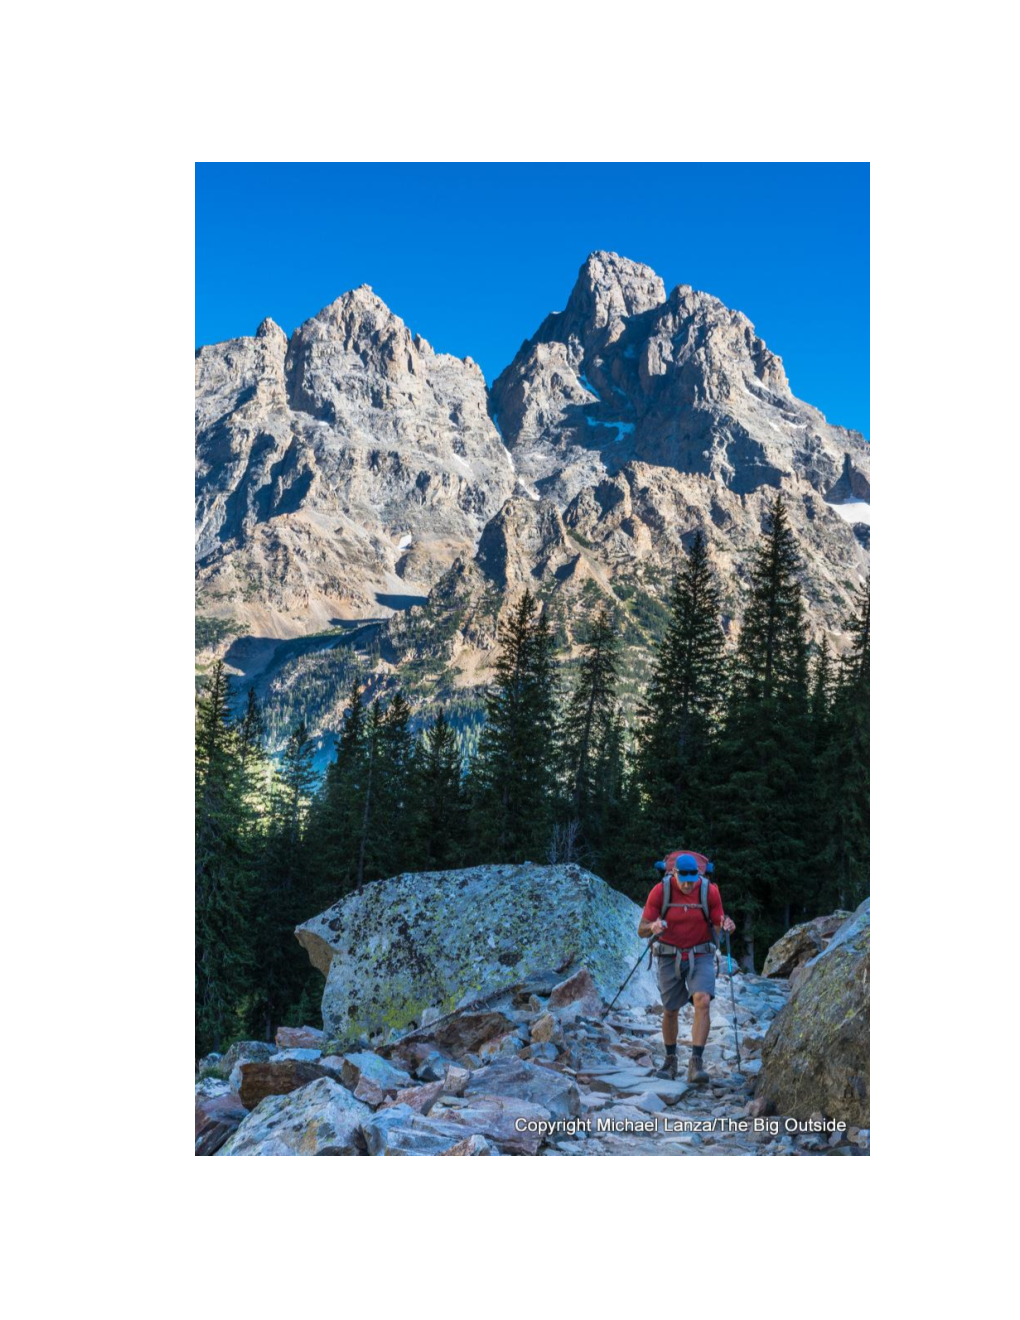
[655,1054,678,1080]
[687,1053,709,1084]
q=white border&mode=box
[14,0,1001,1297]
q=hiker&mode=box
[637,851,736,1083]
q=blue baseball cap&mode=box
[673,853,700,875]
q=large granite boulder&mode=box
[295,863,657,1045]
[757,899,870,1125]
[761,910,852,978]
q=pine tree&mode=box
[258,720,320,1036]
[471,589,559,862]
[276,720,317,846]
[306,679,366,905]
[587,705,647,894]
[236,687,266,784]
[380,692,415,846]
[195,661,259,1055]
[412,707,468,869]
[810,638,835,725]
[233,687,271,855]
[196,660,235,896]
[711,496,813,965]
[559,607,621,862]
[636,529,726,850]
[353,699,385,888]
[357,692,416,883]
[820,578,870,909]
[731,497,810,703]
[842,577,871,694]
[805,638,836,896]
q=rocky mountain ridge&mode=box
[196,285,515,638]
[196,253,869,754]
[492,251,869,504]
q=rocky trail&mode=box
[196,872,870,1157]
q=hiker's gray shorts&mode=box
[656,951,716,1011]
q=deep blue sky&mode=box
[196,163,869,436]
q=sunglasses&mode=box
[674,869,699,878]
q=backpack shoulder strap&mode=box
[701,877,716,944]
[660,874,671,919]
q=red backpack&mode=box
[657,849,716,944]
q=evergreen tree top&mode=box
[732,495,809,703]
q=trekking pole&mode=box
[724,930,742,1075]
[603,938,658,1017]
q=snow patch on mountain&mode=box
[586,417,635,443]
[826,499,871,525]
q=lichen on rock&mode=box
[295,863,657,1046]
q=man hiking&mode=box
[637,850,736,1083]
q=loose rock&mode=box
[434,1012,516,1055]
[238,1049,330,1110]
[548,966,603,1018]
[196,1090,248,1156]
[530,1013,557,1043]
[275,1025,326,1050]
[444,1065,471,1096]
[219,1078,371,1156]
[438,1134,498,1156]
[220,1040,278,1092]
[340,1052,412,1107]
[465,1057,580,1120]
[382,1080,444,1116]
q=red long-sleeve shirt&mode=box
[642,879,724,954]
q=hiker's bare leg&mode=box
[692,992,711,1048]
[662,1008,679,1047]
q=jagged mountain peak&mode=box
[516,252,666,360]
[288,285,492,379]
[491,253,867,506]
[566,251,667,336]
[637,280,792,399]
[195,284,517,635]
[297,283,408,347]
[255,316,287,342]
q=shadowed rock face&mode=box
[294,863,658,1046]
[761,910,853,978]
[757,899,870,1125]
